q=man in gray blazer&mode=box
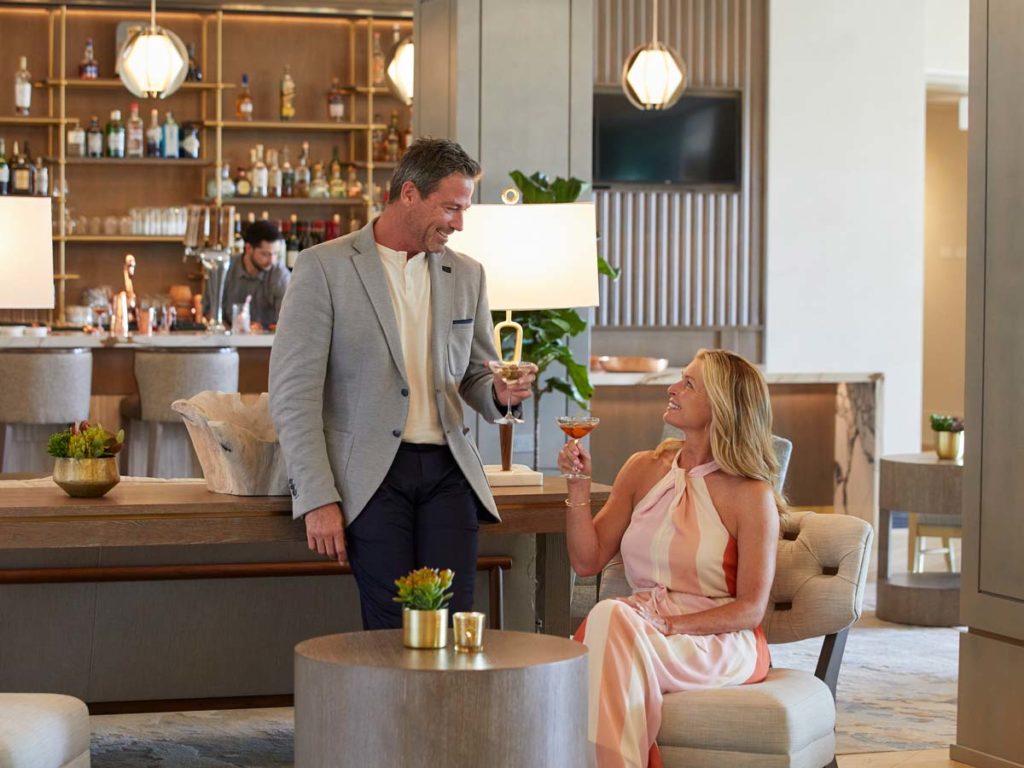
[269,138,536,629]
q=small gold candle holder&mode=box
[452,611,486,653]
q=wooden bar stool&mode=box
[0,348,92,474]
[128,348,239,478]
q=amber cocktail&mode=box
[557,415,600,479]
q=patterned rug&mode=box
[90,588,958,764]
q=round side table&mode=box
[878,453,963,626]
[295,629,588,768]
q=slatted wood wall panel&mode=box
[594,0,765,329]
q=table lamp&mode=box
[447,200,599,486]
[0,197,55,314]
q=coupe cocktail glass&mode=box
[557,415,600,480]
[487,360,532,425]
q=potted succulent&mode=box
[47,420,125,498]
[930,414,965,461]
[394,567,454,649]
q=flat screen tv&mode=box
[593,90,742,188]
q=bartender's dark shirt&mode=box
[204,256,290,327]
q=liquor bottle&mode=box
[403,110,413,154]
[327,77,345,122]
[252,144,269,197]
[329,158,346,199]
[232,213,244,255]
[34,155,48,197]
[372,32,386,86]
[327,213,342,241]
[0,137,9,196]
[10,141,35,195]
[345,164,363,199]
[162,111,179,158]
[236,73,254,121]
[14,57,32,117]
[329,146,342,179]
[374,112,385,162]
[285,213,300,268]
[309,162,329,198]
[79,38,99,79]
[186,42,202,82]
[126,102,144,158]
[105,109,126,158]
[268,148,282,198]
[280,65,296,121]
[180,122,200,159]
[85,115,104,158]
[295,141,311,197]
[145,108,162,157]
[235,167,252,197]
[206,161,236,199]
[385,111,401,163]
[280,145,295,198]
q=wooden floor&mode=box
[838,749,967,767]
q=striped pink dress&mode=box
[575,455,770,768]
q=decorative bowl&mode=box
[52,457,121,498]
[599,356,669,373]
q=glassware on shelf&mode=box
[14,56,31,116]
[556,416,601,480]
[280,65,296,121]
[327,77,345,122]
[103,216,118,236]
[78,38,99,80]
[236,73,254,121]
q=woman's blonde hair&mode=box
[655,348,787,513]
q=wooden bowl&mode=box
[599,356,669,373]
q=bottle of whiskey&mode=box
[345,164,363,199]
[10,141,35,195]
[309,162,330,198]
[162,112,179,158]
[236,73,254,121]
[85,115,103,158]
[385,111,401,163]
[105,109,126,158]
[145,108,162,157]
[252,144,269,197]
[281,145,295,198]
[327,77,345,122]
[126,102,144,158]
[280,65,296,121]
[79,38,99,79]
[329,148,345,199]
[14,57,32,117]
[268,148,282,198]
[372,32,386,86]
[0,137,9,195]
[186,42,202,82]
[295,141,311,197]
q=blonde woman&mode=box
[559,349,784,768]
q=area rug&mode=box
[91,588,958,764]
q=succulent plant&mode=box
[393,567,455,611]
[930,414,965,433]
[47,421,125,459]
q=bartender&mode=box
[204,220,290,328]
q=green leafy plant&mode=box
[393,567,455,611]
[930,414,965,433]
[47,421,125,459]
[499,171,621,469]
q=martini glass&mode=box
[557,415,600,479]
[487,360,532,424]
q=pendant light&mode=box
[386,36,415,106]
[622,0,687,110]
[118,0,188,100]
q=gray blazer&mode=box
[268,222,503,525]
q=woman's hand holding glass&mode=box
[558,439,593,481]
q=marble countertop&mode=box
[591,369,883,386]
[0,332,275,349]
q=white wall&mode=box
[925,0,969,85]
[765,0,927,454]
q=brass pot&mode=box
[934,431,964,461]
[402,608,448,649]
[52,457,121,498]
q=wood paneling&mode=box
[593,0,765,352]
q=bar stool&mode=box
[128,347,239,478]
[0,348,92,474]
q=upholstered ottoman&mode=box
[0,694,90,768]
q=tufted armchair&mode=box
[597,510,873,768]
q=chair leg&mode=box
[907,513,919,572]
[0,423,10,474]
[488,566,505,630]
[146,422,163,478]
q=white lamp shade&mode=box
[623,42,687,110]
[118,25,188,99]
[447,203,599,311]
[386,37,414,106]
[0,197,55,309]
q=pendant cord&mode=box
[150,0,157,32]
[652,0,659,45]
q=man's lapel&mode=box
[428,249,454,386]
[351,224,408,383]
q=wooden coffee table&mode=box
[294,629,588,767]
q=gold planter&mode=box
[402,608,448,649]
[934,430,964,461]
[52,457,121,498]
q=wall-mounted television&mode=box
[593,89,742,189]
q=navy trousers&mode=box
[344,442,481,630]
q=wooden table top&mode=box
[295,629,586,672]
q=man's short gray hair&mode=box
[387,138,481,203]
